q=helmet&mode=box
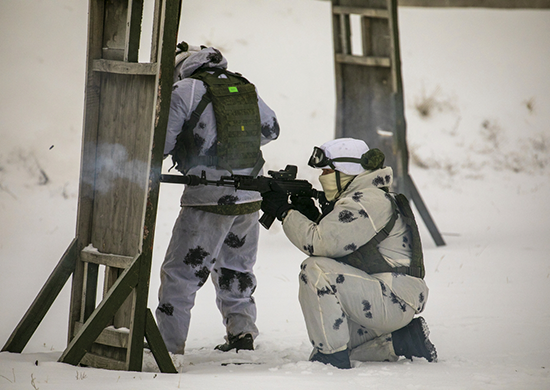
[308,138,386,175]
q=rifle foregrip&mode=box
[259,212,275,230]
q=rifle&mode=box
[160,165,321,229]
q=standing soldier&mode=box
[157,42,279,354]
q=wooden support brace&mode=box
[405,175,446,247]
[2,238,79,353]
[145,309,177,373]
[59,254,141,366]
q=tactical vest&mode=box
[171,68,264,175]
[335,192,425,279]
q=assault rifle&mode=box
[160,165,321,229]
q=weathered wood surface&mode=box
[399,0,550,8]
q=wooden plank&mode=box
[81,246,135,269]
[145,309,177,373]
[92,59,158,75]
[69,0,105,344]
[80,353,127,371]
[91,73,155,256]
[102,1,128,61]
[59,255,141,366]
[125,0,144,62]
[333,5,390,17]
[2,239,78,353]
[335,53,391,67]
[126,0,181,372]
[74,322,130,349]
[399,0,550,8]
[406,175,446,247]
[80,261,99,323]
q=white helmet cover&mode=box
[318,138,370,175]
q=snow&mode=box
[1,0,550,389]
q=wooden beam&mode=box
[333,5,390,18]
[335,53,391,67]
[2,239,78,353]
[59,254,141,366]
[398,0,550,8]
[81,246,135,269]
[145,309,178,373]
[92,59,158,75]
[405,175,446,247]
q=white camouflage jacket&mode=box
[282,167,429,313]
[165,47,280,207]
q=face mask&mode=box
[318,172,355,201]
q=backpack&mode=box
[171,68,264,175]
[335,192,425,278]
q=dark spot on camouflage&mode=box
[237,272,255,293]
[317,285,336,297]
[218,267,255,293]
[336,274,345,284]
[311,340,315,346]
[386,337,392,343]
[172,84,179,91]
[158,303,174,316]
[358,209,369,218]
[249,296,255,304]
[218,195,239,205]
[195,266,210,287]
[358,328,368,336]
[194,133,205,149]
[333,318,344,330]
[261,118,280,139]
[352,192,364,202]
[303,244,314,255]
[338,210,357,223]
[301,263,307,271]
[344,243,357,252]
[419,292,425,303]
[403,236,409,244]
[198,122,206,129]
[224,232,246,248]
[300,273,308,285]
[211,258,217,264]
[379,281,388,296]
[362,300,371,312]
[372,176,385,187]
[319,343,324,347]
[184,246,209,267]
[390,292,408,312]
[207,48,223,64]
[385,175,391,184]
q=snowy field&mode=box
[1,0,550,389]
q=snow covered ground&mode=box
[1,0,550,389]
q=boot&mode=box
[310,348,352,369]
[214,333,254,352]
[392,317,437,362]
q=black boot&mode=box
[310,348,351,369]
[215,333,254,352]
[392,317,437,362]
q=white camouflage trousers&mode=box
[299,257,417,362]
[156,207,260,354]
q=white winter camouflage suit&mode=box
[282,166,429,361]
[157,47,279,354]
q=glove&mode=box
[290,195,320,222]
[261,191,293,221]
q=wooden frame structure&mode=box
[331,0,445,246]
[3,0,181,372]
